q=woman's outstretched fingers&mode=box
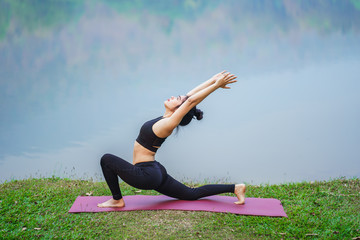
[220,74,237,88]
[227,74,237,79]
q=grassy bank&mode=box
[0,177,359,239]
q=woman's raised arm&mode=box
[187,71,237,104]
[165,71,237,130]
[186,71,229,96]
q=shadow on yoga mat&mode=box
[69,195,287,217]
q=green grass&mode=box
[0,177,359,239]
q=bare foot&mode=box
[234,184,246,205]
[97,198,125,208]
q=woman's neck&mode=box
[163,109,174,118]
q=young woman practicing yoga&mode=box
[98,71,246,208]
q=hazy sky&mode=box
[1,1,359,184]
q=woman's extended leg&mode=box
[155,173,246,204]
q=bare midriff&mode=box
[133,141,157,165]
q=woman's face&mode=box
[164,95,187,110]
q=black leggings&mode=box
[100,153,235,200]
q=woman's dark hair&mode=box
[179,106,203,126]
[175,95,203,127]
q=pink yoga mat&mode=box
[68,195,287,217]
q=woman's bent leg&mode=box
[155,174,235,200]
[100,153,134,200]
[100,154,164,200]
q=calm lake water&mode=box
[1,1,359,184]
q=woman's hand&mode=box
[213,71,237,89]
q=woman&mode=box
[98,71,246,208]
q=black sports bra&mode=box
[136,116,167,152]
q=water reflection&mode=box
[1,1,359,184]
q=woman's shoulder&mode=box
[152,117,174,138]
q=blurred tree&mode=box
[0,0,85,39]
[1,0,360,40]
[0,0,11,40]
